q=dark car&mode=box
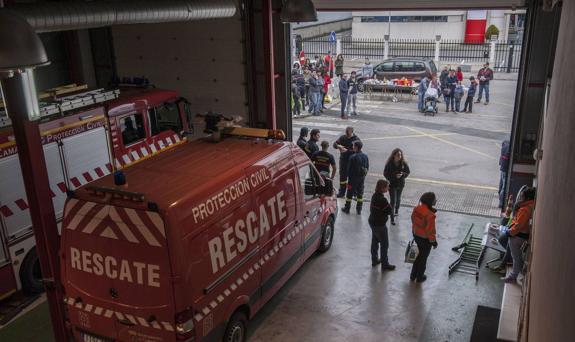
[357,58,437,91]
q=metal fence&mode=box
[299,37,522,72]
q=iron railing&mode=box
[299,37,522,72]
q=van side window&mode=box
[298,164,317,201]
[394,61,415,72]
[148,102,182,136]
[414,62,426,71]
[382,62,394,72]
[120,113,146,146]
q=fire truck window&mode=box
[120,114,145,146]
[298,164,316,201]
[149,102,182,136]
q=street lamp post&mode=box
[0,11,68,342]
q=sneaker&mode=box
[382,264,396,271]
[416,275,427,283]
[484,101,489,105]
[391,220,396,226]
[341,207,350,214]
[475,100,481,103]
[490,266,506,275]
[468,111,473,113]
[372,259,382,267]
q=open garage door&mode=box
[313,0,526,10]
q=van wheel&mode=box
[318,217,335,253]
[20,248,44,295]
[223,311,247,342]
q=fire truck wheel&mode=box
[318,216,335,253]
[223,311,247,342]
[20,247,45,295]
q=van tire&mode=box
[223,311,247,342]
[20,248,44,295]
[318,216,335,253]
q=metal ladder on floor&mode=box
[448,223,485,281]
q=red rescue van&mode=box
[60,128,338,342]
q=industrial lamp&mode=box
[280,0,318,23]
[0,10,50,121]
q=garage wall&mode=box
[528,1,575,340]
[111,18,248,120]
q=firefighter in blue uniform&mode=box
[342,140,369,215]
[333,126,361,198]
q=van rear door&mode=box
[61,198,176,342]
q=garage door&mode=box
[313,0,526,10]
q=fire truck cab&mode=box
[0,86,191,300]
[60,129,338,342]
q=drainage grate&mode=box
[363,177,500,218]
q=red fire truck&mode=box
[0,85,193,301]
[60,128,338,342]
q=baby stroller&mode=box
[423,87,439,116]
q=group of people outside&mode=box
[418,62,493,113]
[292,53,376,119]
[296,126,438,281]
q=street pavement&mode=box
[293,76,517,217]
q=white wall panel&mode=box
[112,19,247,119]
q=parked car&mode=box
[357,58,438,91]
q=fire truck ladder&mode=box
[0,85,120,129]
[448,223,485,281]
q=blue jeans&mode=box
[455,98,462,111]
[309,92,321,114]
[445,95,454,111]
[499,171,507,208]
[478,83,490,102]
[418,92,425,111]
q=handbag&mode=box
[442,87,451,96]
[404,239,419,264]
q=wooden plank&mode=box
[497,267,521,341]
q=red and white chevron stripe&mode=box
[63,199,165,247]
[114,133,183,169]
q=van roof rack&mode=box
[85,185,145,202]
[0,85,120,129]
[224,127,286,140]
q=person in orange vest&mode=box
[501,187,536,283]
[410,192,438,283]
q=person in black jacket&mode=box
[296,127,308,151]
[369,179,396,270]
[384,148,410,225]
[333,126,361,198]
[304,129,320,158]
[342,140,369,215]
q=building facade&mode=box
[352,10,526,42]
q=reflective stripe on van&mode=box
[63,296,174,331]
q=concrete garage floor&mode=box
[249,205,504,342]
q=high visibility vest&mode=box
[411,204,436,241]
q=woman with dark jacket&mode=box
[369,180,395,271]
[383,148,410,225]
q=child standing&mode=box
[464,76,478,113]
[454,81,465,112]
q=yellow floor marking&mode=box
[403,126,497,160]
[367,173,498,191]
